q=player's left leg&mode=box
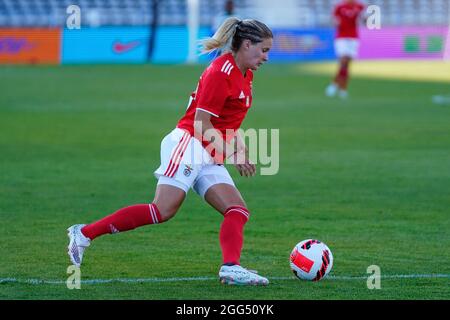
[192,165,268,285]
[204,183,247,265]
[336,38,359,98]
[203,183,268,285]
[326,57,350,98]
[336,56,350,89]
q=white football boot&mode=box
[67,224,91,267]
[325,83,338,97]
[219,265,269,286]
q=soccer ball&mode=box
[290,239,333,281]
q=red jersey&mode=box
[334,1,365,39]
[177,53,253,143]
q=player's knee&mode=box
[157,205,179,222]
[157,204,180,222]
[223,205,250,222]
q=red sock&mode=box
[81,203,162,241]
[219,206,250,265]
[335,65,349,90]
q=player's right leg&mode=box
[67,184,186,267]
[67,128,195,267]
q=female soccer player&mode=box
[325,0,365,99]
[67,17,273,286]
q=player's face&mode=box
[245,38,273,71]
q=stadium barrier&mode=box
[0,26,448,64]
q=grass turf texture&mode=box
[0,61,449,299]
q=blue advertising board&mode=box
[62,27,150,64]
[62,27,336,64]
[153,26,212,63]
[62,26,212,64]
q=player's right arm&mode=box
[359,4,368,25]
[192,69,233,163]
[192,69,255,176]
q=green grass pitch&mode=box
[0,62,449,299]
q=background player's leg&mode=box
[335,56,350,90]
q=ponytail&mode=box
[201,17,241,54]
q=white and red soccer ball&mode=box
[290,239,333,281]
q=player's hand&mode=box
[235,162,256,177]
[231,148,256,177]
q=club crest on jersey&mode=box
[183,164,193,177]
[239,91,245,99]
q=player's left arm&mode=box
[232,129,256,177]
[359,4,368,25]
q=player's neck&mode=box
[231,52,248,76]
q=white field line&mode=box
[0,274,449,285]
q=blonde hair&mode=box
[201,17,273,54]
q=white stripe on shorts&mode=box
[164,132,190,177]
[166,133,191,178]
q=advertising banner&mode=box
[0,28,60,64]
[62,26,212,64]
[359,26,448,60]
[154,26,212,63]
[270,28,336,61]
[62,27,150,64]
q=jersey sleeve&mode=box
[195,70,230,118]
[333,5,340,18]
[359,3,366,15]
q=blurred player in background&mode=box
[212,0,235,33]
[211,0,236,57]
[326,0,366,99]
[67,17,273,286]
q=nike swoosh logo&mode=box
[112,40,142,54]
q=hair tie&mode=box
[232,20,241,37]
